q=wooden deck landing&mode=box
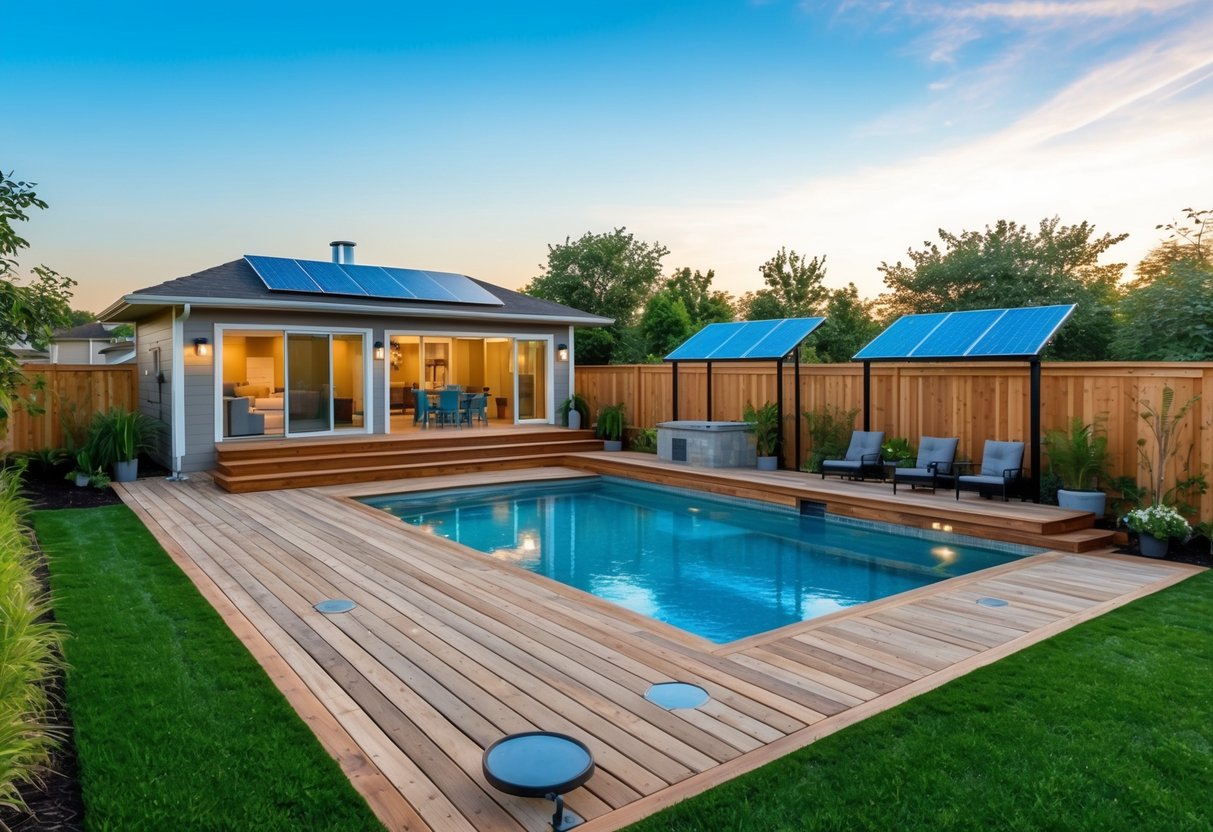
[115,471,1201,832]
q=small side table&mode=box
[483,732,595,831]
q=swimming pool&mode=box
[361,477,1040,643]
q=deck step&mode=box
[212,428,600,493]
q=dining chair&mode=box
[437,389,463,427]
[412,388,430,427]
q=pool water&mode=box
[361,477,1037,644]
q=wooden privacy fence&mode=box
[576,362,1213,520]
[1,364,139,455]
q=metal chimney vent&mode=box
[329,240,357,265]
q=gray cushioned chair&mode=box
[955,440,1025,501]
[821,431,885,480]
[892,436,959,494]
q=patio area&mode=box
[114,469,1201,832]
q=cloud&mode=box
[943,0,1198,22]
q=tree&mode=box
[638,290,692,360]
[740,247,829,321]
[0,171,75,426]
[663,267,735,329]
[522,227,668,364]
[66,309,97,328]
[877,218,1127,360]
[807,283,879,364]
[1113,208,1213,360]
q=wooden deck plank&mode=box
[112,472,1203,832]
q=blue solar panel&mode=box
[665,318,824,361]
[244,256,504,306]
[968,305,1073,357]
[853,313,948,360]
[913,309,1004,357]
[853,305,1075,361]
[296,260,367,296]
[245,256,319,292]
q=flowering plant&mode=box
[1123,504,1190,540]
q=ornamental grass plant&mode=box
[0,462,62,817]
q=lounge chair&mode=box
[954,440,1025,501]
[892,436,959,494]
[821,431,885,481]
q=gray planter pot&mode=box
[756,456,778,471]
[112,458,139,483]
[603,440,623,452]
[1139,533,1169,558]
[567,410,582,430]
[74,474,91,487]
[1057,489,1106,517]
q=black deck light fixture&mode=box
[557,343,569,361]
[373,340,385,361]
[193,337,210,357]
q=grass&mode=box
[33,505,383,831]
[629,569,1213,832]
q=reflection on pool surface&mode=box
[361,477,1039,644]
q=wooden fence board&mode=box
[1,363,138,454]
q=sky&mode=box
[6,0,1212,314]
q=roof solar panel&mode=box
[296,260,367,296]
[968,305,1073,357]
[664,318,824,361]
[914,309,1004,356]
[854,304,1076,361]
[245,255,319,292]
[853,313,948,360]
[244,256,504,306]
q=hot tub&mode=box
[656,421,756,468]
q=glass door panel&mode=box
[515,339,548,421]
[332,334,364,430]
[286,333,331,434]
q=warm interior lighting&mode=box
[193,337,210,357]
[373,340,385,360]
[557,343,569,361]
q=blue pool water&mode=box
[361,477,1037,644]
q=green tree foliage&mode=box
[523,227,668,364]
[807,283,880,363]
[65,309,97,328]
[1114,208,1213,360]
[638,290,692,360]
[664,267,735,328]
[740,247,829,321]
[877,218,1126,360]
[0,171,75,427]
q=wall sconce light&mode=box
[374,341,385,360]
[193,337,210,357]
[557,343,569,361]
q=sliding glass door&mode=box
[286,333,331,434]
[515,339,548,421]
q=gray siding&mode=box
[134,311,174,467]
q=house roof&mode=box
[54,322,115,340]
[99,257,613,327]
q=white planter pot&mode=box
[756,456,778,471]
[1057,489,1106,517]
[112,458,139,483]
[567,410,582,430]
[603,440,623,452]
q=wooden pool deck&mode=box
[115,468,1202,831]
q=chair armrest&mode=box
[1002,466,1023,479]
[952,461,979,472]
[860,452,883,465]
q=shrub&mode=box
[803,404,858,473]
[1123,504,1190,540]
[0,462,62,817]
[595,403,626,441]
[87,407,162,468]
[629,427,658,454]
[742,401,780,457]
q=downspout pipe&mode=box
[168,304,190,480]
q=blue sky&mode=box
[7,0,1211,312]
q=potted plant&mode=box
[1043,416,1111,516]
[65,449,93,487]
[88,407,163,482]
[880,437,915,468]
[743,401,780,471]
[1123,504,1190,558]
[596,403,626,451]
[559,393,590,430]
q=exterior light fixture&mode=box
[557,343,569,361]
[193,337,210,357]
[374,341,385,360]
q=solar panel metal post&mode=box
[794,347,802,469]
[706,361,713,421]
[1030,359,1041,503]
[775,356,785,468]
[862,361,871,432]
[671,363,679,421]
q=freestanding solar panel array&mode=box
[244,255,504,306]
[852,305,1074,361]
[664,318,825,361]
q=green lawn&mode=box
[629,569,1213,832]
[34,505,383,831]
